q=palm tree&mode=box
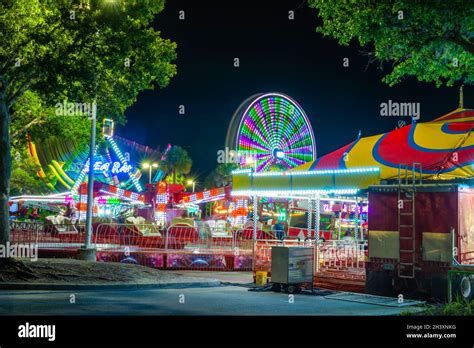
[161,146,192,184]
[214,163,238,186]
[203,163,238,189]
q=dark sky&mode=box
[118,0,473,182]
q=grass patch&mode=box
[403,298,474,316]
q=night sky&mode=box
[118,0,473,183]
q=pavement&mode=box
[174,271,254,285]
[0,279,220,290]
[0,285,426,316]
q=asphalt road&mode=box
[0,285,424,316]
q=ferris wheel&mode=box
[225,92,316,172]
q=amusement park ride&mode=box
[9,92,474,301]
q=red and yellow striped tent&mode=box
[294,108,474,180]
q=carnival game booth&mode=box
[283,108,473,297]
[231,166,380,289]
[301,107,474,299]
[286,197,368,241]
[231,167,378,240]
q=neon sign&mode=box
[83,161,133,177]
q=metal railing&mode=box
[253,239,367,274]
[317,240,367,270]
[8,221,367,274]
[92,224,254,271]
[10,221,86,249]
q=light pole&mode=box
[246,156,257,171]
[187,180,196,192]
[142,162,158,184]
[77,101,97,262]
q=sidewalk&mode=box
[174,271,254,285]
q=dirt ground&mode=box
[0,258,211,284]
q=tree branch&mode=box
[448,36,474,55]
[10,117,46,140]
[7,81,30,109]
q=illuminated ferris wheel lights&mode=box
[226,93,316,173]
[273,149,285,159]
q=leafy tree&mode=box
[161,146,193,184]
[0,0,177,244]
[10,149,50,196]
[204,163,238,189]
[9,90,92,194]
[203,171,217,190]
[11,90,91,150]
[308,0,474,87]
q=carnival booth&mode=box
[232,106,473,298]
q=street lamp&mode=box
[187,179,196,193]
[246,156,257,171]
[142,162,159,184]
[78,101,97,262]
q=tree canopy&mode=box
[204,163,238,189]
[308,0,474,87]
[161,146,193,184]
[1,0,177,120]
[0,0,177,243]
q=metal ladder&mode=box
[397,163,422,279]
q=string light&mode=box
[231,188,359,197]
[251,166,380,177]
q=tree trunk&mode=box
[0,94,11,245]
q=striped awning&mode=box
[294,108,474,181]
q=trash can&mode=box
[255,271,268,286]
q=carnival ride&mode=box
[27,119,168,194]
[225,92,316,172]
[11,119,174,232]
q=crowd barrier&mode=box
[10,221,86,249]
[8,222,367,277]
[253,239,367,274]
[91,224,254,271]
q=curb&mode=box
[0,279,221,291]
